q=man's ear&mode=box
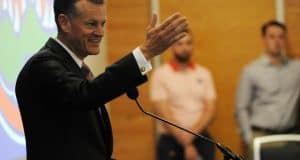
[58,14,71,33]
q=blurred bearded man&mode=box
[150,30,217,160]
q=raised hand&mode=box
[140,13,188,60]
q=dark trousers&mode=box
[156,132,215,160]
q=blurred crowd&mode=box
[149,20,300,160]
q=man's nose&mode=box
[94,26,104,36]
[276,38,283,44]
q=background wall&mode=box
[285,0,300,58]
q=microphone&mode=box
[127,87,139,99]
[127,88,244,160]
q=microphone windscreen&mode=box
[126,87,139,100]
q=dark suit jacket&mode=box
[15,38,147,160]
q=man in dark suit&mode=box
[15,0,188,160]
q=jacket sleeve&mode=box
[29,53,147,110]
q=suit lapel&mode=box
[45,38,83,75]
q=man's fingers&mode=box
[158,12,181,30]
[160,17,188,45]
[161,17,188,37]
[148,12,187,37]
[164,20,188,40]
[169,32,188,46]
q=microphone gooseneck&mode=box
[127,88,244,160]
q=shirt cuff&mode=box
[132,47,152,75]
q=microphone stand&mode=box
[132,98,244,160]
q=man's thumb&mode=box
[148,13,158,30]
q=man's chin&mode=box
[175,55,191,63]
[270,51,282,57]
[88,50,100,55]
